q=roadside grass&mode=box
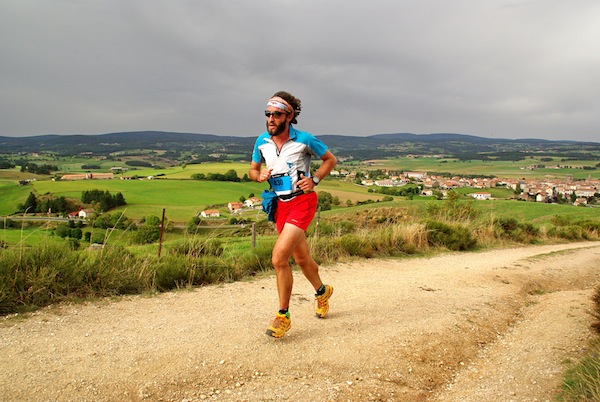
[558,285,600,401]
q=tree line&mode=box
[17,189,126,214]
[190,169,250,182]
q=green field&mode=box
[0,164,386,221]
[1,158,598,225]
[467,198,599,226]
[132,162,251,179]
[351,156,599,180]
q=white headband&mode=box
[267,96,293,113]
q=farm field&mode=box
[131,162,251,179]
[0,170,385,222]
[353,156,598,180]
[1,158,598,225]
[318,196,599,225]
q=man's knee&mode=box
[272,254,290,270]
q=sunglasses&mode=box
[264,110,288,118]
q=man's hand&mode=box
[258,168,273,183]
[298,174,316,193]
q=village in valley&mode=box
[198,165,599,219]
[351,168,599,206]
[52,162,600,221]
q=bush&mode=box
[0,218,16,229]
[547,225,587,240]
[171,238,224,257]
[425,191,479,223]
[80,246,150,295]
[579,220,600,238]
[0,243,86,314]
[425,220,477,251]
[335,234,376,258]
[547,220,600,241]
[494,217,540,243]
[133,225,160,244]
[153,256,192,290]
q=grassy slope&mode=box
[1,171,387,222]
[2,158,598,223]
[361,157,597,180]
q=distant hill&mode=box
[1,131,598,160]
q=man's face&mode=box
[265,108,289,136]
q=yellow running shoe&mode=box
[315,285,333,318]
[265,312,291,338]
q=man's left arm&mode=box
[299,150,337,192]
[313,150,337,183]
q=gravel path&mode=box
[1,241,599,401]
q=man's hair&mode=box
[272,91,301,124]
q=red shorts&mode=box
[275,191,318,233]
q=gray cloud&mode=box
[1,0,599,141]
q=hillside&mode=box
[1,131,599,160]
[1,241,598,401]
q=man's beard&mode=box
[267,120,287,136]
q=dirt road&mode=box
[1,241,599,401]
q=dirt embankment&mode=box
[1,241,599,402]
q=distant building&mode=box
[471,192,492,200]
[406,171,427,180]
[243,197,262,208]
[78,209,95,219]
[61,173,114,181]
[200,209,220,218]
[227,202,243,213]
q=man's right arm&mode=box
[249,161,262,182]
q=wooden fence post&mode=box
[158,208,165,258]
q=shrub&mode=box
[552,214,572,226]
[494,217,540,243]
[0,243,86,314]
[308,220,357,237]
[80,246,150,295]
[133,225,160,244]
[153,256,192,290]
[233,242,274,275]
[496,217,519,232]
[547,225,587,240]
[424,220,477,251]
[547,220,600,241]
[335,234,376,258]
[425,191,479,223]
[579,220,600,239]
[171,238,224,257]
[0,218,16,229]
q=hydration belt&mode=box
[277,189,306,200]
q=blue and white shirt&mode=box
[252,126,328,201]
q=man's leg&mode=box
[292,229,334,319]
[292,235,323,291]
[271,223,305,310]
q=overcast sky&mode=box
[1,0,599,142]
